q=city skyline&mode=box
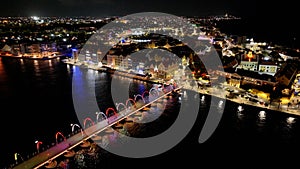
[1,0,299,46]
[1,1,300,168]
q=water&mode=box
[1,57,300,168]
[0,57,78,168]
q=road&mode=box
[183,81,300,116]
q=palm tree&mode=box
[278,100,282,109]
[287,102,291,110]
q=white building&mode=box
[258,62,278,76]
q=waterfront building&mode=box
[106,54,132,70]
[238,50,259,71]
[237,35,247,46]
[258,59,278,76]
[1,44,11,52]
[274,60,300,87]
[229,73,242,88]
[278,48,300,61]
[27,44,41,53]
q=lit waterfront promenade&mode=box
[12,87,181,169]
[0,52,63,60]
[182,80,300,116]
[66,56,300,117]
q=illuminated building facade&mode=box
[238,50,258,71]
[274,60,300,87]
[258,62,278,76]
[72,48,79,62]
[106,55,132,70]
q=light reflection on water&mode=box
[256,110,267,133]
[237,111,244,120]
[201,95,205,103]
[1,58,300,168]
[286,117,296,125]
[258,111,266,120]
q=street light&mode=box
[35,140,43,153]
[14,153,24,163]
[70,123,83,137]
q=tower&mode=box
[72,49,79,62]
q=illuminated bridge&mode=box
[12,87,181,169]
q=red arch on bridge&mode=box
[83,117,95,129]
[142,90,149,98]
[55,131,66,143]
[105,107,117,117]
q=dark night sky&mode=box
[0,0,296,19]
[0,0,299,46]
[2,0,242,17]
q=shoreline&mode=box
[190,86,300,117]
[0,54,63,60]
[65,61,300,117]
[199,89,300,118]
[191,87,300,116]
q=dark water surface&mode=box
[1,57,300,168]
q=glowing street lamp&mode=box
[35,140,43,153]
[14,153,24,163]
